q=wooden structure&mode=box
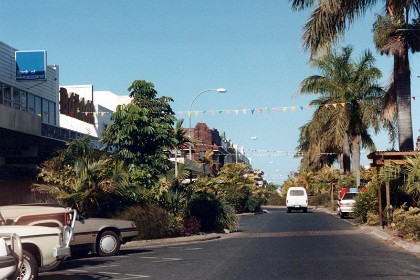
[367,151,420,228]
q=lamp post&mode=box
[188,88,227,160]
[235,136,257,163]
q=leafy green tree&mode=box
[291,0,420,151]
[101,80,176,186]
[32,136,131,217]
[298,46,385,174]
[216,163,257,212]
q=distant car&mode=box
[337,192,358,218]
[0,204,138,257]
[286,187,308,213]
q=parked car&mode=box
[0,204,138,257]
[286,186,308,213]
[0,233,22,280]
[337,192,359,218]
[0,225,73,279]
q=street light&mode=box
[235,136,257,163]
[188,88,227,160]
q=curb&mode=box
[121,233,221,249]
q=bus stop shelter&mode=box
[367,151,420,228]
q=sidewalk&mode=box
[314,206,420,255]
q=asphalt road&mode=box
[40,207,420,279]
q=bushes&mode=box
[186,193,239,233]
[353,188,378,223]
[116,204,183,240]
[309,193,330,207]
[391,206,420,241]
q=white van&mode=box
[286,187,308,213]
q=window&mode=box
[3,85,12,107]
[42,99,49,123]
[13,88,20,109]
[35,96,41,117]
[28,93,35,115]
[49,101,56,125]
[20,91,27,112]
[0,83,3,105]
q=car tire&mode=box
[287,208,291,213]
[96,230,121,257]
[339,212,345,219]
[38,260,62,273]
[303,208,307,213]
[12,250,39,280]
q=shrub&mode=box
[392,206,420,240]
[186,193,239,233]
[353,188,378,223]
[309,193,330,207]
[266,194,285,206]
[116,204,183,240]
[244,195,260,213]
[183,216,201,236]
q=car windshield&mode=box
[343,193,358,200]
[290,190,305,196]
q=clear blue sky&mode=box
[2,1,419,184]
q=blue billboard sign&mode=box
[15,50,47,80]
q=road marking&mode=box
[138,256,159,259]
[229,229,363,238]
[182,247,203,251]
[152,257,182,263]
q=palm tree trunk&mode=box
[343,133,351,173]
[351,134,361,177]
[394,47,414,151]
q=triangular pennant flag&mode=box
[283,107,287,112]
[332,103,337,108]
[187,111,191,117]
[234,109,239,115]
[307,105,312,110]
[259,108,263,114]
[324,104,329,108]
[413,96,416,100]
[340,103,346,107]
[101,112,106,117]
[251,109,255,115]
[242,109,247,114]
[219,110,223,114]
[194,111,199,117]
[299,106,303,110]
[291,106,296,112]
[266,108,271,113]
[275,107,279,112]
[179,112,183,117]
[226,109,231,114]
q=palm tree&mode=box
[298,46,385,174]
[291,0,420,151]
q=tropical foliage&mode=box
[291,0,420,151]
[101,80,177,186]
[297,46,385,173]
[32,136,132,217]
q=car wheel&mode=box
[339,212,345,219]
[287,208,291,213]
[12,250,39,280]
[303,208,307,213]
[96,230,121,257]
[38,260,62,272]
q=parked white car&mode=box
[0,225,72,279]
[337,192,358,218]
[286,187,308,213]
[0,233,22,280]
[0,204,138,257]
